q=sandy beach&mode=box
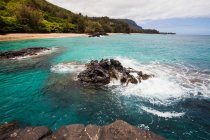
[0,33,88,42]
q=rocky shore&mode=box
[0,120,166,140]
[88,32,109,37]
[78,59,153,87]
[0,47,52,60]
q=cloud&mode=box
[47,0,210,23]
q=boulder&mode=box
[1,120,166,140]
[142,74,151,80]
[78,59,153,87]
[1,126,51,140]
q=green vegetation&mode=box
[0,0,159,34]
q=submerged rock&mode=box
[78,59,153,87]
[0,47,50,59]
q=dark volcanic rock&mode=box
[88,32,109,37]
[0,47,50,59]
[78,60,110,87]
[78,59,153,87]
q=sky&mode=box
[47,0,210,35]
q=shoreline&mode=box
[0,33,88,42]
[0,33,175,42]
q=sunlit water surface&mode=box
[0,34,210,139]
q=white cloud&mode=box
[47,0,210,23]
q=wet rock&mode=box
[0,47,50,59]
[197,92,202,95]
[78,60,110,86]
[120,76,127,84]
[110,59,124,72]
[129,75,138,84]
[137,71,143,77]
[78,59,153,87]
[88,32,109,37]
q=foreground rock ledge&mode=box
[0,120,166,140]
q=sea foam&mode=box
[51,62,85,74]
[141,106,185,118]
[108,56,210,105]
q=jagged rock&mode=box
[137,71,143,77]
[88,32,109,37]
[142,74,152,80]
[129,75,138,84]
[78,59,153,87]
[0,47,50,59]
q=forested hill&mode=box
[0,0,159,34]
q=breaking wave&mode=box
[141,106,185,118]
[108,56,210,105]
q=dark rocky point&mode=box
[88,32,109,37]
[78,59,153,87]
[0,120,166,140]
[0,47,50,59]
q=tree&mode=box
[16,5,43,32]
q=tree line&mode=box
[0,0,159,34]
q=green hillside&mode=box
[0,0,159,34]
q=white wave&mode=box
[51,62,85,74]
[108,56,210,105]
[141,106,185,118]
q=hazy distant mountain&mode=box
[118,19,143,31]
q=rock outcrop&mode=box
[88,32,109,37]
[0,47,50,59]
[78,59,153,87]
[0,120,166,140]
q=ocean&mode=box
[0,34,210,139]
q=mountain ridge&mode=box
[0,0,159,34]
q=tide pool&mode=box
[0,34,210,139]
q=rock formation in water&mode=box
[78,59,153,87]
[0,47,50,59]
[0,120,166,140]
[88,32,109,37]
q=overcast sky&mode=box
[47,0,210,35]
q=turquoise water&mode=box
[0,34,210,139]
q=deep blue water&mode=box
[0,34,210,139]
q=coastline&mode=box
[0,33,166,42]
[0,33,88,42]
